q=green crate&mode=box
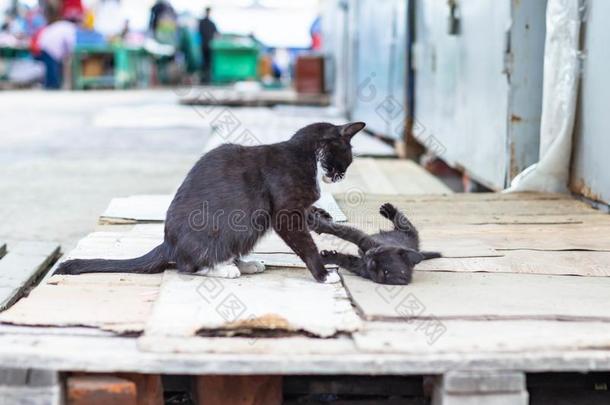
[211,36,259,83]
[72,44,147,89]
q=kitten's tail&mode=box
[420,251,442,260]
[54,243,170,275]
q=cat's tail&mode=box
[54,243,170,275]
[420,251,442,260]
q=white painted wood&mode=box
[144,269,361,338]
[0,242,60,311]
[342,271,610,321]
[375,159,452,195]
[0,368,61,405]
[352,320,610,354]
[417,250,610,277]
[355,158,398,195]
[0,385,62,405]
[0,332,610,375]
[0,274,162,334]
[100,194,173,223]
[433,370,527,405]
[420,223,610,252]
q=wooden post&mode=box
[67,375,137,405]
[67,373,164,405]
[195,375,282,405]
[432,370,528,405]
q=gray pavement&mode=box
[0,90,209,251]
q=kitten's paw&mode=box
[236,260,266,274]
[311,206,333,221]
[321,270,341,284]
[198,264,241,279]
[379,203,398,219]
[320,250,338,257]
[308,207,333,232]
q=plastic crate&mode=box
[211,36,259,83]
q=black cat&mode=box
[55,122,366,283]
[308,203,441,285]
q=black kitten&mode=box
[56,121,366,283]
[308,203,441,285]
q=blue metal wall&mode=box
[413,0,547,189]
[570,0,610,204]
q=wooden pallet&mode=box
[0,242,60,311]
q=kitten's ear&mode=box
[340,122,366,139]
[402,249,424,265]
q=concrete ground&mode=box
[0,90,209,251]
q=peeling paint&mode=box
[571,178,602,203]
[510,114,523,123]
[225,314,293,331]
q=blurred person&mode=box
[150,0,177,46]
[310,15,321,51]
[198,6,217,83]
[36,13,80,89]
[61,0,84,21]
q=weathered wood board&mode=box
[417,250,610,277]
[353,320,610,354]
[144,269,361,339]
[0,274,162,334]
[319,159,452,196]
[341,271,610,322]
[99,192,348,224]
[334,192,606,227]
[0,242,60,311]
[419,224,610,252]
[2,332,610,375]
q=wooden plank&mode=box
[2,332,610,375]
[195,375,282,405]
[115,373,164,405]
[432,370,527,405]
[0,273,162,334]
[66,375,137,405]
[341,271,610,322]
[144,270,361,339]
[355,158,398,195]
[0,242,60,311]
[0,368,61,405]
[353,320,610,354]
[374,159,452,195]
[99,195,172,224]
[336,195,600,217]
[417,250,610,277]
[419,223,610,251]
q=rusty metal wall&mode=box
[413,0,547,189]
[570,0,610,205]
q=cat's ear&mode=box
[402,249,424,265]
[340,122,366,139]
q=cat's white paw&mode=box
[322,270,341,284]
[198,264,241,279]
[236,260,266,274]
